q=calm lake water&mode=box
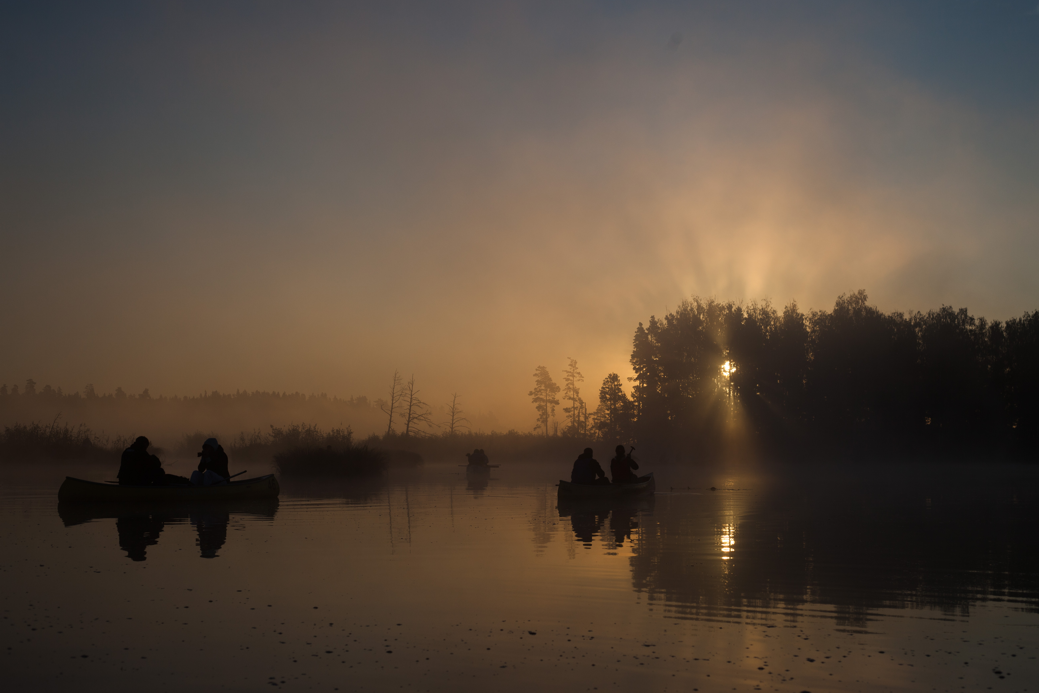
[3,460,1039,692]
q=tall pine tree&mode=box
[561,358,585,437]
[529,365,561,436]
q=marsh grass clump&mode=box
[0,421,126,462]
[274,445,385,476]
[258,424,385,476]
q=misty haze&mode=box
[3,3,1039,693]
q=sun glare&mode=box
[719,523,736,559]
[721,361,734,378]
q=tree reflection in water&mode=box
[555,467,1039,627]
[59,499,278,561]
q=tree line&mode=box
[0,385,386,445]
[629,290,1039,459]
[528,359,631,442]
[529,291,1039,460]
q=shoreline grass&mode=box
[0,421,129,462]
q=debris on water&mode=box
[528,631,536,635]
[710,487,717,491]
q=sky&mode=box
[1,0,1038,430]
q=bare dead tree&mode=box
[402,374,434,438]
[444,392,471,436]
[380,370,405,437]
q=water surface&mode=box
[3,461,1038,692]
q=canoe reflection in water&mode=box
[58,499,279,561]
[466,465,491,494]
[557,495,655,548]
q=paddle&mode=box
[196,470,249,486]
[103,470,248,485]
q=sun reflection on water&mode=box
[718,522,736,559]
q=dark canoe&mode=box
[58,497,279,527]
[58,475,281,503]
[557,472,655,498]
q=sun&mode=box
[721,360,735,378]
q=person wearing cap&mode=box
[117,436,166,485]
[191,438,231,486]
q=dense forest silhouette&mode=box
[622,291,1039,460]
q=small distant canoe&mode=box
[58,475,281,503]
[557,473,655,497]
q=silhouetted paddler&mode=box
[192,438,230,485]
[610,445,639,484]
[117,436,165,485]
[466,448,489,466]
[571,447,610,485]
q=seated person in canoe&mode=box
[192,438,231,486]
[571,448,610,485]
[610,445,640,484]
[466,448,490,467]
[118,436,189,486]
